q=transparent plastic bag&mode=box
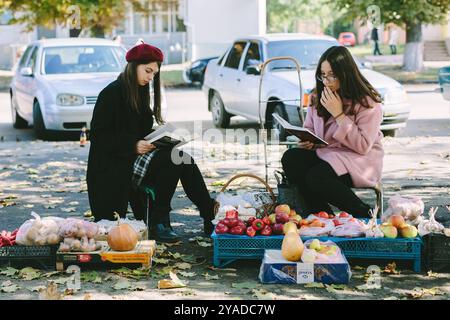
[16,212,62,245]
[299,219,334,237]
[302,240,345,263]
[382,194,424,225]
[331,219,366,238]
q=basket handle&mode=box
[219,173,276,204]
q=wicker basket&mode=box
[214,173,277,219]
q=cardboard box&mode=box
[56,240,156,271]
[259,250,351,284]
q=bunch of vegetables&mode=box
[16,212,64,246]
[214,204,303,237]
[0,229,18,247]
[58,218,101,252]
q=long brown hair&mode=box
[118,61,164,125]
[313,46,381,121]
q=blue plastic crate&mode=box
[211,232,423,272]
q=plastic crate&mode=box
[212,232,423,272]
[0,245,58,269]
[423,233,450,272]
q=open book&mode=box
[272,113,329,146]
[143,123,191,149]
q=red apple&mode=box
[339,212,350,218]
[276,212,290,224]
[316,211,329,219]
[272,223,284,235]
[388,215,406,229]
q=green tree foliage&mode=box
[267,0,336,33]
[0,0,148,37]
[331,0,450,71]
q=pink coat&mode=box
[304,98,384,188]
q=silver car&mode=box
[203,33,411,137]
[10,38,167,139]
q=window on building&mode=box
[224,42,247,70]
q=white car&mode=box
[203,33,410,138]
[10,38,167,139]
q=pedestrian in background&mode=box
[389,25,399,55]
[371,27,382,55]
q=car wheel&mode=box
[382,129,397,137]
[210,91,230,128]
[33,101,49,140]
[10,94,29,129]
[268,103,288,141]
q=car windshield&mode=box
[266,39,340,70]
[42,46,126,74]
[266,39,363,70]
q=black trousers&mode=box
[140,148,214,225]
[373,41,382,55]
[281,148,371,218]
[390,45,397,54]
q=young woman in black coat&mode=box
[87,43,216,242]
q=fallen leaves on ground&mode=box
[18,267,42,281]
[303,282,325,289]
[178,271,197,278]
[252,288,275,300]
[383,262,400,275]
[202,273,219,280]
[109,267,151,280]
[405,287,445,299]
[0,281,20,293]
[175,262,192,270]
[158,272,187,289]
[0,267,19,277]
[80,271,102,283]
[231,281,259,290]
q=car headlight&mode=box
[56,94,84,106]
[383,87,407,105]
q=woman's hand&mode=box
[320,87,343,118]
[297,141,326,150]
[136,140,156,155]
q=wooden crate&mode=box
[56,240,156,271]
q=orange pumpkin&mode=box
[107,213,138,251]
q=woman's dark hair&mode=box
[118,60,164,125]
[312,46,381,121]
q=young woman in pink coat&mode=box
[282,46,384,217]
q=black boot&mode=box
[149,223,181,243]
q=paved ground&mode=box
[0,86,449,300]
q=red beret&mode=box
[126,43,164,63]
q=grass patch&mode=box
[349,44,405,57]
[161,70,187,88]
[372,64,440,84]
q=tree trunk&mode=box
[90,26,105,38]
[402,21,423,72]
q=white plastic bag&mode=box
[331,219,366,238]
[16,212,63,246]
[299,219,334,237]
[382,194,424,225]
[302,240,345,263]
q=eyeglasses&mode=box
[317,74,338,83]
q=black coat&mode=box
[87,77,154,221]
[371,28,379,41]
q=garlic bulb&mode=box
[418,207,445,236]
[365,206,384,238]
